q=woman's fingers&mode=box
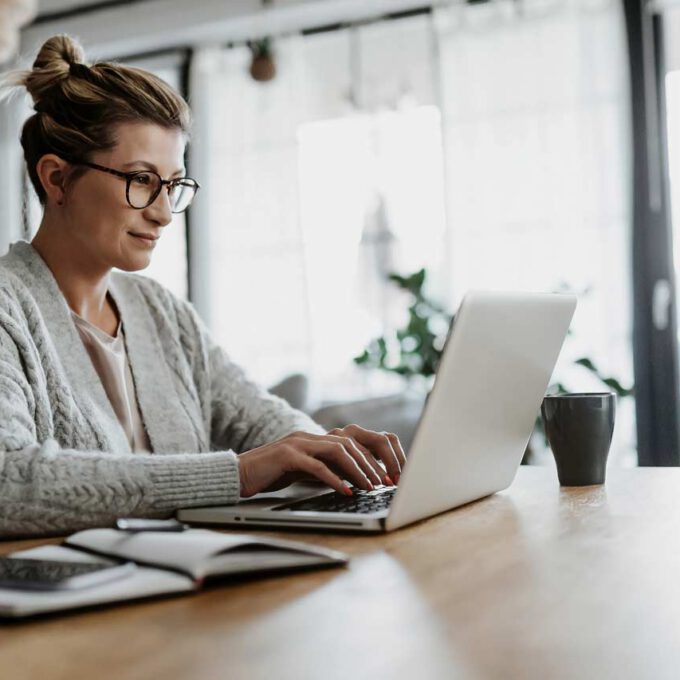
[299,438,374,490]
[352,439,388,481]
[336,433,389,485]
[300,431,383,486]
[239,428,407,498]
[385,432,407,468]
[287,451,352,496]
[339,424,404,483]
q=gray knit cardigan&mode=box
[0,241,323,537]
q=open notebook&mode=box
[0,528,348,619]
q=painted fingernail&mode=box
[383,475,394,486]
[394,473,401,484]
[342,484,353,496]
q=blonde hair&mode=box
[2,34,192,204]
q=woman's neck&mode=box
[31,221,118,332]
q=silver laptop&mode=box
[179,291,577,533]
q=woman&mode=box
[0,35,405,537]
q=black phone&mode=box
[0,557,135,591]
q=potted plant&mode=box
[353,268,450,393]
[354,268,633,462]
[247,37,276,83]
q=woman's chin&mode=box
[117,253,152,272]
[119,232,158,271]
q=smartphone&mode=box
[0,556,135,591]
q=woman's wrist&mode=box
[148,450,241,510]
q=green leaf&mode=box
[354,268,634,402]
[575,357,597,371]
[376,337,388,363]
[353,350,370,365]
[546,382,568,395]
[388,272,408,288]
[413,268,426,290]
[601,377,634,397]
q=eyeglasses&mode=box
[65,159,200,213]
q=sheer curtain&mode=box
[434,0,634,463]
[191,2,634,458]
[191,36,316,393]
[193,15,447,405]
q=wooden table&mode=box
[2,466,680,680]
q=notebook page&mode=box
[65,529,324,580]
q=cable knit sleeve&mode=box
[206,338,326,452]
[169,295,326,452]
[0,323,241,538]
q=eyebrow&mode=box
[121,160,186,178]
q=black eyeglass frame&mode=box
[64,159,201,213]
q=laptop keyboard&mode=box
[273,487,398,514]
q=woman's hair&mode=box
[2,34,191,204]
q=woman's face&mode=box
[61,121,186,273]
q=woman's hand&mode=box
[238,424,407,498]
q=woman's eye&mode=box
[132,173,152,186]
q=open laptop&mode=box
[179,291,577,533]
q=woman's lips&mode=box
[129,232,158,246]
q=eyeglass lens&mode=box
[127,172,197,212]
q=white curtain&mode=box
[192,36,316,393]
[191,1,634,460]
[0,93,28,253]
[434,0,634,463]
[193,15,448,404]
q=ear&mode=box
[35,154,72,206]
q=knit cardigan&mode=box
[0,241,324,537]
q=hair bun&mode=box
[33,34,85,70]
[23,34,86,107]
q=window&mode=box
[434,0,634,464]
[666,70,680,342]
[195,16,444,403]
[193,3,634,463]
[298,106,447,398]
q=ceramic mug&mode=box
[541,393,616,486]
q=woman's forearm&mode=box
[0,440,240,537]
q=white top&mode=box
[71,311,151,453]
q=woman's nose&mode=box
[144,186,173,226]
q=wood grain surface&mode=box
[2,466,679,680]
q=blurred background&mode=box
[1,0,680,467]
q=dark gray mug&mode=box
[541,393,616,486]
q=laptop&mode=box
[178,291,577,533]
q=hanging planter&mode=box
[248,37,276,83]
